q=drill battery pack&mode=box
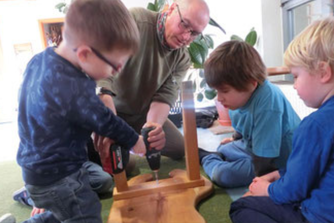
[109,144,129,174]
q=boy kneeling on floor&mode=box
[7,0,146,223]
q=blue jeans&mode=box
[23,167,102,223]
[230,196,310,223]
[23,161,113,207]
[83,161,113,194]
[202,140,255,188]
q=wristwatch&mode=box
[96,87,116,97]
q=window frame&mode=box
[281,0,315,50]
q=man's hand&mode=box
[143,122,166,150]
[249,177,270,196]
[93,133,115,173]
[31,207,45,217]
[145,101,169,150]
[132,135,146,156]
[93,133,114,159]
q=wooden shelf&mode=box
[267,66,290,76]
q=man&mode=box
[95,0,210,169]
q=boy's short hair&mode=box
[204,40,266,91]
[284,16,334,73]
[64,0,140,53]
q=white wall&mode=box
[204,0,284,68]
[0,0,64,67]
[0,0,149,77]
[123,0,147,8]
[205,0,262,50]
[261,0,284,67]
[0,0,64,121]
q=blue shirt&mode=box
[269,95,334,223]
[17,47,138,186]
[229,80,300,169]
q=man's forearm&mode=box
[146,101,170,125]
[99,94,116,114]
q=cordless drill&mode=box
[141,126,161,184]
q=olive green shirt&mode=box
[98,8,191,122]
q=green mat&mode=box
[0,157,232,223]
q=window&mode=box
[282,0,334,49]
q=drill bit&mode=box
[153,170,159,185]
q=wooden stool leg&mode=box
[181,81,201,181]
[113,171,128,192]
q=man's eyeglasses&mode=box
[176,4,202,38]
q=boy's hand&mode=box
[220,137,233,145]
[242,191,253,197]
[258,170,280,182]
[132,135,146,156]
[31,207,45,217]
[249,177,270,196]
[143,122,165,150]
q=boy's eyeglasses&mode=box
[90,47,119,71]
[73,47,119,71]
[176,4,203,38]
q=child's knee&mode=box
[100,176,114,193]
[212,168,253,188]
[212,169,237,187]
[92,174,113,194]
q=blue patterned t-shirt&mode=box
[17,47,138,186]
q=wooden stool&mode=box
[107,81,213,223]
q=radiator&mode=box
[275,81,316,119]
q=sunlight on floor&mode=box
[0,119,19,162]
